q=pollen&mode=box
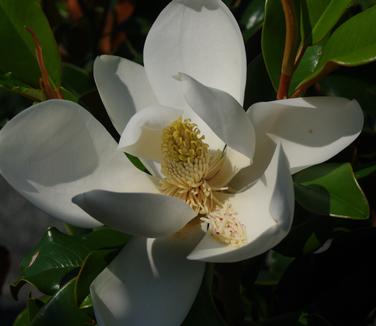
[201,203,247,247]
[160,118,224,214]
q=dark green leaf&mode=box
[290,45,322,92]
[240,0,265,41]
[294,163,369,220]
[261,0,285,90]
[244,54,276,109]
[13,308,29,326]
[75,249,119,305]
[319,73,376,118]
[355,163,376,179]
[183,265,226,326]
[0,72,43,100]
[62,63,95,98]
[256,251,294,286]
[296,6,376,90]
[301,0,352,45]
[259,311,332,325]
[0,0,61,88]
[12,227,128,297]
[30,278,94,326]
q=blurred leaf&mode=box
[260,312,330,325]
[27,298,45,321]
[275,209,333,257]
[30,278,94,326]
[240,0,265,41]
[259,311,332,325]
[301,0,352,45]
[296,6,376,91]
[276,228,376,325]
[13,308,29,326]
[62,63,95,99]
[183,265,227,326]
[0,0,61,88]
[0,72,43,100]
[0,245,10,295]
[75,249,119,305]
[261,0,285,90]
[355,163,376,179]
[294,163,369,220]
[11,227,128,297]
[319,73,376,118]
[244,54,276,109]
[256,251,294,286]
[355,0,376,10]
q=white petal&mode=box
[118,105,183,161]
[178,73,255,178]
[231,97,363,191]
[73,190,196,238]
[94,55,158,134]
[144,0,247,108]
[0,100,156,228]
[248,97,363,174]
[188,145,294,262]
[91,234,205,326]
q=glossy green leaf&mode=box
[290,45,322,92]
[302,0,352,45]
[240,0,265,41]
[261,0,285,90]
[296,6,376,90]
[11,227,128,297]
[294,163,369,220]
[30,278,94,326]
[0,0,61,88]
[75,249,119,305]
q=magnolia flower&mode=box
[0,0,363,325]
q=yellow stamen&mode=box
[160,118,223,214]
[159,118,247,247]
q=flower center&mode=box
[160,118,247,246]
[160,118,223,214]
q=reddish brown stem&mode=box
[277,0,299,99]
[26,27,63,99]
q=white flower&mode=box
[0,0,363,325]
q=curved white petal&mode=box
[73,190,196,238]
[231,97,363,191]
[178,73,255,178]
[118,105,183,161]
[0,100,156,228]
[91,233,205,326]
[188,145,294,262]
[94,55,158,134]
[249,97,363,174]
[144,0,247,108]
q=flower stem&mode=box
[277,0,299,99]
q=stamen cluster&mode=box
[201,203,247,247]
[160,118,222,214]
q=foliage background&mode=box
[0,0,376,325]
